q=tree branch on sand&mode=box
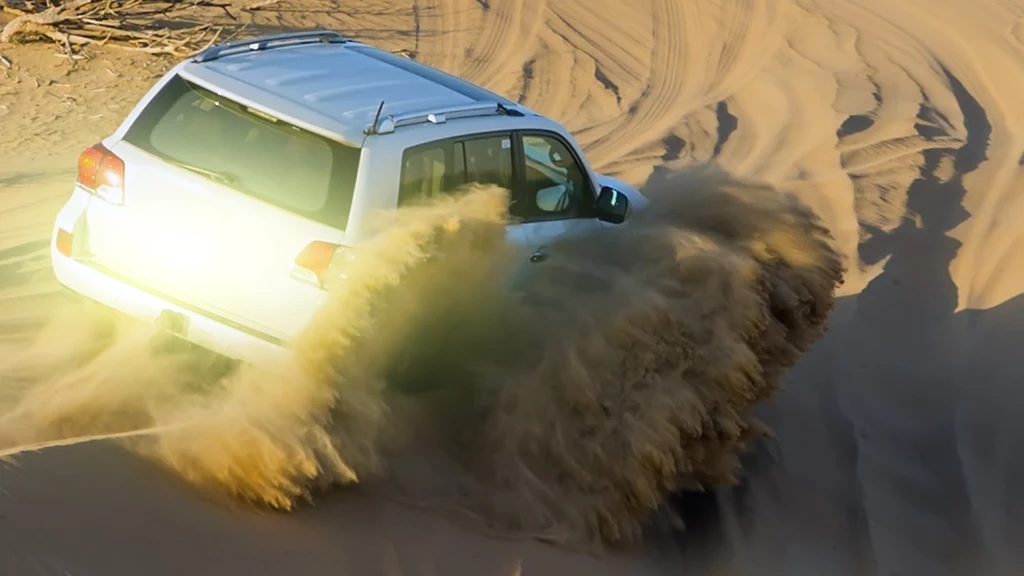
[0,0,239,57]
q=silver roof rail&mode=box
[193,30,348,63]
[365,101,523,135]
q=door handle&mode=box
[529,246,549,263]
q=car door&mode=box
[397,129,604,263]
[510,130,603,262]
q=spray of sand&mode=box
[385,166,846,546]
[0,167,842,546]
[0,184,512,507]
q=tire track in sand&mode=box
[580,0,687,170]
[579,0,793,175]
[417,0,546,98]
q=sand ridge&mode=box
[3,0,1024,574]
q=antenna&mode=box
[365,101,386,135]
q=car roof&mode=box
[178,39,527,147]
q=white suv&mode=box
[50,30,647,366]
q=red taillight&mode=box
[292,241,340,287]
[56,228,73,257]
[77,147,105,188]
[77,143,125,205]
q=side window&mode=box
[398,134,514,207]
[399,144,448,205]
[459,134,514,190]
[514,133,590,221]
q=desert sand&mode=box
[2,0,1024,574]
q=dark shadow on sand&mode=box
[660,63,1024,576]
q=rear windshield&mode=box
[123,74,360,229]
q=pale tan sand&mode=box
[3,0,1024,574]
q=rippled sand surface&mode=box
[3,1,1024,574]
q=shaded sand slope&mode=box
[4,0,1024,575]
[0,444,681,576]
[706,65,1024,576]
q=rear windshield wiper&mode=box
[166,159,238,187]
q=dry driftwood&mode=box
[244,0,280,10]
[0,0,234,57]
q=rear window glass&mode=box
[123,75,361,229]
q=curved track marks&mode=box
[387,0,1024,300]
[6,1,1024,572]
[393,2,1024,572]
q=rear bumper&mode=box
[51,245,291,367]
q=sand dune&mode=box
[3,0,1024,574]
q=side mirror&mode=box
[536,184,570,213]
[595,186,629,224]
